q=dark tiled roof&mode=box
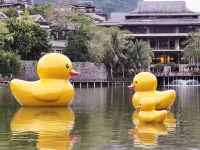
[0,10,8,19]
[75,1,95,7]
[99,18,200,26]
[98,1,200,27]
[125,13,200,17]
[106,12,127,22]
[131,1,193,13]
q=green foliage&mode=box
[26,3,53,22]
[34,0,137,14]
[87,31,113,63]
[183,29,200,62]
[86,26,153,78]
[0,51,22,76]
[70,14,94,26]
[0,20,13,50]
[1,7,18,18]
[64,26,90,62]
[127,40,154,69]
[5,14,50,60]
[28,24,51,60]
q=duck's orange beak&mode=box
[136,106,140,110]
[128,84,135,89]
[70,70,80,77]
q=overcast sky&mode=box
[145,0,200,12]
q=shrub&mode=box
[0,52,22,77]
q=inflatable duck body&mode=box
[10,53,79,107]
[10,107,79,150]
[128,72,176,110]
[137,98,167,123]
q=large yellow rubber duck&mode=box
[10,53,79,106]
[10,107,80,150]
[128,72,176,110]
[137,98,167,123]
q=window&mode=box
[159,38,169,50]
[179,26,194,33]
[150,38,157,50]
[56,50,63,54]
[169,38,175,50]
[150,26,175,33]
[132,27,146,34]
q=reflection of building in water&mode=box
[10,107,80,150]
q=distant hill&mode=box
[34,0,137,15]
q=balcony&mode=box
[125,33,188,37]
[152,49,183,51]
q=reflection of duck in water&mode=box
[10,107,80,150]
[131,110,168,148]
[130,122,168,148]
[164,111,177,132]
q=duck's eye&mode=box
[66,64,69,69]
[135,81,137,84]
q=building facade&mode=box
[0,0,32,9]
[55,0,108,23]
[99,0,200,65]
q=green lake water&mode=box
[0,84,200,150]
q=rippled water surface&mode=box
[0,84,200,150]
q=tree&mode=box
[62,13,96,62]
[183,29,200,68]
[70,14,94,26]
[127,40,154,72]
[87,31,114,64]
[27,3,53,22]
[6,13,50,60]
[100,27,129,79]
[28,24,51,60]
[0,51,22,76]
[64,25,90,62]
[1,8,18,18]
[0,20,13,50]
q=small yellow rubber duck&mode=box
[10,53,79,106]
[128,72,176,110]
[10,107,80,150]
[137,98,167,123]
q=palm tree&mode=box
[109,29,128,78]
[127,40,154,73]
[183,30,200,71]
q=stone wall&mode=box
[72,62,108,81]
[22,61,38,81]
[21,61,108,81]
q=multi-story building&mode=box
[0,0,32,9]
[99,0,200,66]
[55,0,108,23]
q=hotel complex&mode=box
[99,0,200,66]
